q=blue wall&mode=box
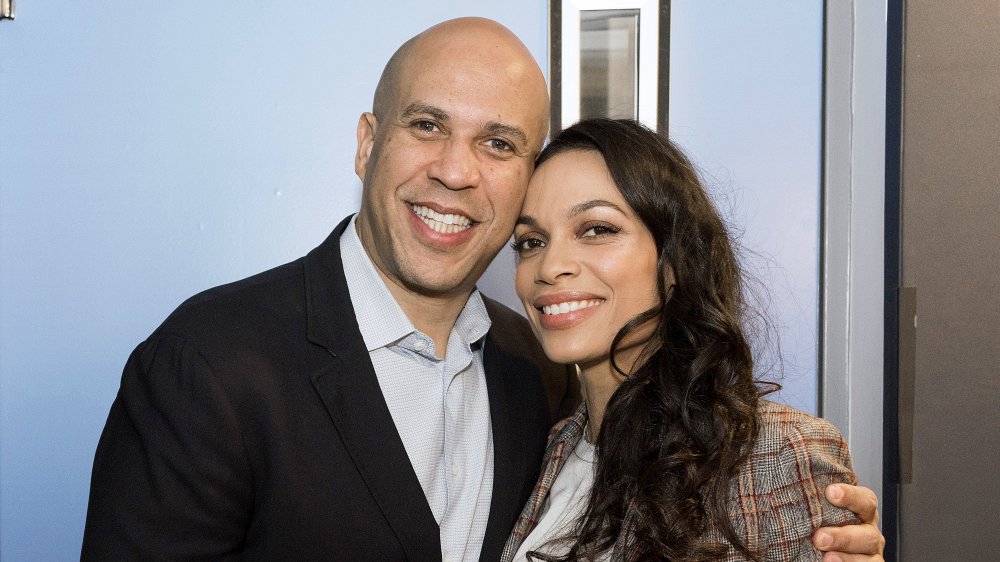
[668,2,824,410]
[0,2,821,559]
[0,2,547,558]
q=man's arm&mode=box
[82,334,252,560]
[813,483,885,562]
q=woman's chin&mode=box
[539,341,606,370]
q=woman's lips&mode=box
[539,298,603,316]
[533,293,604,330]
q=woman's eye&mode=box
[511,237,545,253]
[582,224,620,238]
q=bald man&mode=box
[82,18,883,561]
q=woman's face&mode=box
[514,149,663,371]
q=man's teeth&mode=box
[541,300,602,316]
[411,205,472,234]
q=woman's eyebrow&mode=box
[515,214,538,228]
[568,199,626,217]
[517,199,626,227]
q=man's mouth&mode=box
[410,204,473,234]
[540,299,603,316]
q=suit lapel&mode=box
[480,331,524,560]
[304,218,440,560]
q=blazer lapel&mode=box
[479,331,524,560]
[500,403,588,562]
[304,218,440,560]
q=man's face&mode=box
[354,37,548,300]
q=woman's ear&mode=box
[662,259,677,297]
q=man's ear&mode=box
[355,112,378,181]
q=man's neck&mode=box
[378,274,471,359]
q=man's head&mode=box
[354,17,549,302]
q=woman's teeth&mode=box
[541,299,602,316]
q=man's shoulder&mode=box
[184,258,305,305]
[481,296,580,421]
[480,296,544,362]
[158,217,352,341]
[154,257,309,344]
[481,296,530,332]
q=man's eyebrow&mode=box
[399,104,529,147]
[401,103,449,122]
[485,122,528,147]
[569,199,627,217]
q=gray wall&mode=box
[898,1,1000,559]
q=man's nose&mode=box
[427,140,481,190]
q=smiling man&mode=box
[82,18,884,561]
[353,21,549,353]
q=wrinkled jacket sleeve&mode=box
[753,411,860,561]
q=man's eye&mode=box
[488,138,513,152]
[414,121,438,132]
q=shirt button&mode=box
[451,461,460,477]
[414,339,427,352]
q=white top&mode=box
[512,436,597,561]
[341,215,494,562]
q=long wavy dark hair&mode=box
[530,119,776,561]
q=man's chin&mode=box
[397,264,483,299]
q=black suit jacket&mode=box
[82,217,578,561]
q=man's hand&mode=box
[812,483,886,562]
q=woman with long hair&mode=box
[503,118,858,561]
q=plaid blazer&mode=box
[501,400,860,561]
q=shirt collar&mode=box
[340,214,491,352]
[453,286,490,350]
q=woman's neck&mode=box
[578,335,659,441]
[578,360,622,442]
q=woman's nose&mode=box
[535,239,580,284]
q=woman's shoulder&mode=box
[742,399,857,497]
[753,399,848,457]
[718,400,859,559]
[547,401,588,442]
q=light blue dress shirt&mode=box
[340,215,494,562]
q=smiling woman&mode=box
[513,148,661,370]
[505,118,859,561]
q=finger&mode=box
[813,525,886,555]
[822,553,883,562]
[825,484,879,524]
